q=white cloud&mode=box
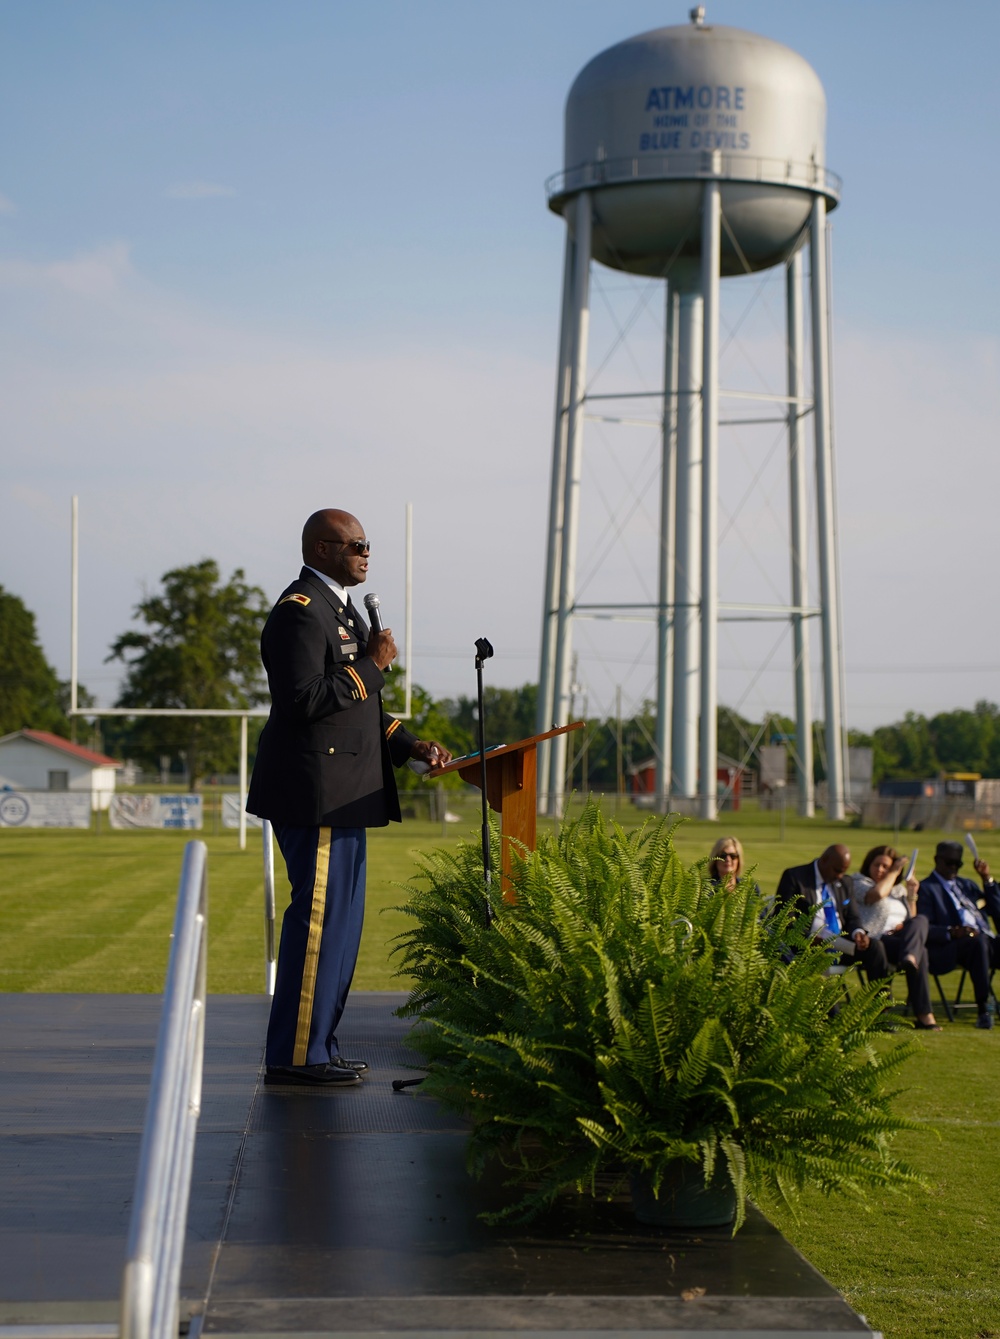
[0,243,551,706]
[0,242,133,298]
[1,242,997,728]
[164,181,235,200]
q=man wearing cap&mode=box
[917,841,1000,1029]
[248,508,452,1085]
[774,844,886,977]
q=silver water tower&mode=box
[536,7,848,820]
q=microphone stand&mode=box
[393,636,494,1094]
[475,637,495,926]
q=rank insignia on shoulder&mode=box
[338,626,351,640]
[279,593,311,607]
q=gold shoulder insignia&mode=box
[279,593,311,607]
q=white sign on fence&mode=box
[109,794,203,830]
[0,791,92,828]
[222,794,263,829]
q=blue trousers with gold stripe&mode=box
[265,824,367,1068]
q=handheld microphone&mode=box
[363,592,384,633]
[363,592,392,672]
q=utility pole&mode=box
[566,653,580,798]
[581,689,589,795]
[615,685,624,811]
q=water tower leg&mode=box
[537,227,577,815]
[810,196,846,821]
[786,248,815,817]
[699,178,721,822]
[655,284,679,814]
[671,288,703,803]
[548,192,592,819]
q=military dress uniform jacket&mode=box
[247,568,417,828]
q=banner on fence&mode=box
[0,791,92,828]
[222,794,263,829]
[109,794,203,830]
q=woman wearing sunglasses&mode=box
[708,836,747,892]
[850,845,940,1030]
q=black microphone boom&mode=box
[475,638,495,923]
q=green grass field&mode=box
[2,797,998,1337]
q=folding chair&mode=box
[930,968,996,1023]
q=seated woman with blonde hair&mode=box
[708,836,747,892]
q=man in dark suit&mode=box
[248,508,452,1085]
[774,843,886,979]
[917,840,1000,1030]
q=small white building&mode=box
[0,729,122,810]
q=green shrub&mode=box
[394,801,923,1228]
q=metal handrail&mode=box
[546,151,842,205]
[262,820,277,996]
[120,841,208,1339]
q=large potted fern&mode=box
[395,803,920,1231]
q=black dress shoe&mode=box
[329,1055,369,1073]
[265,1063,360,1086]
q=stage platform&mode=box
[0,993,878,1338]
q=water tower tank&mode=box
[547,12,840,276]
[537,9,849,825]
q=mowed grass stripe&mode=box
[3,804,1000,1338]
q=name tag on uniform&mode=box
[340,643,358,655]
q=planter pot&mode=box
[629,1162,736,1228]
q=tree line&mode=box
[2,565,998,789]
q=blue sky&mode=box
[1,1,997,731]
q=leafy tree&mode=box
[929,703,997,774]
[381,680,473,791]
[439,683,539,750]
[868,712,935,782]
[0,585,71,736]
[107,560,269,788]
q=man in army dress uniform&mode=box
[248,508,451,1085]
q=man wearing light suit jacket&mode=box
[248,508,451,1086]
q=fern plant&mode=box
[394,802,922,1229]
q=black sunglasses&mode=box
[321,538,370,555]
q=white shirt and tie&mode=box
[809,860,841,941]
[809,861,865,946]
[932,871,991,937]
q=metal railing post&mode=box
[238,715,248,851]
[120,840,208,1339]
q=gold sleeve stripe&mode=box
[292,827,331,1066]
[385,719,401,740]
[278,592,311,607]
[345,665,367,700]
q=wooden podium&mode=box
[429,722,584,898]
